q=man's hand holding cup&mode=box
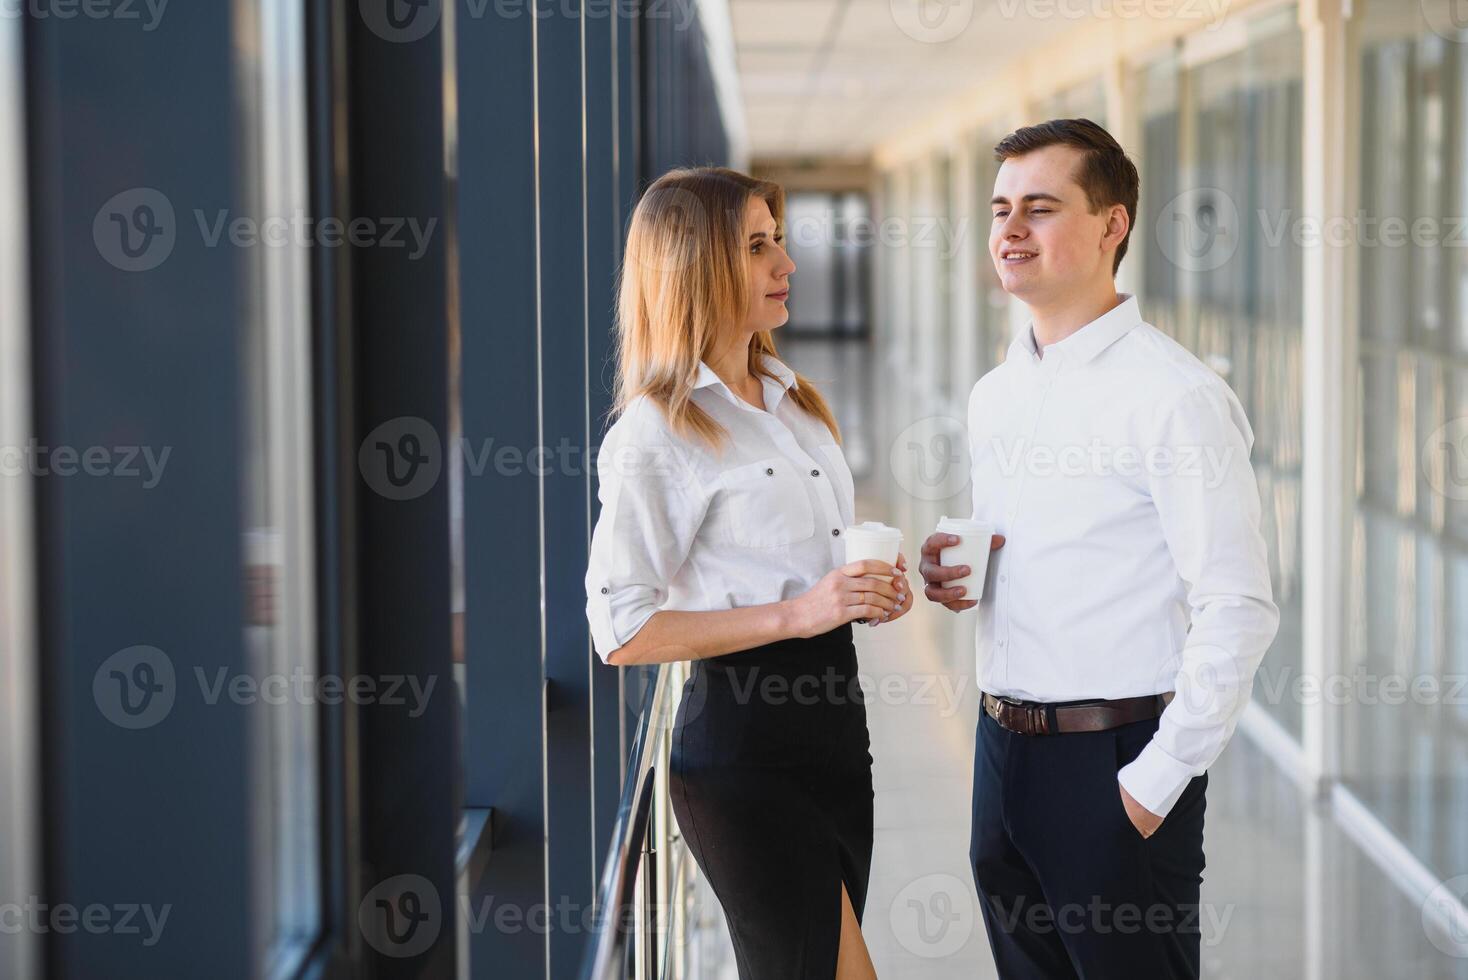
[919,518,1006,612]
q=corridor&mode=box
[9,1,1468,977]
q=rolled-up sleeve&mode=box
[585,428,706,663]
[1117,382,1281,818]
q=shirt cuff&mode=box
[587,589,660,663]
[1117,739,1198,820]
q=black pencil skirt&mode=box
[669,623,875,980]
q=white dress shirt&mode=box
[586,355,855,662]
[967,294,1280,819]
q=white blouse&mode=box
[585,355,855,662]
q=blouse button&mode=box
[600,586,609,595]
[831,528,841,537]
[810,469,820,477]
[765,467,774,476]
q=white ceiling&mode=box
[729,0,1060,160]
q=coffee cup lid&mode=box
[846,521,902,540]
[936,515,993,533]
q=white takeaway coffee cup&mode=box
[844,521,903,579]
[935,516,994,600]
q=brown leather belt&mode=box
[982,691,1175,736]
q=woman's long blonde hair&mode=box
[612,166,840,450]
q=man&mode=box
[918,118,1279,978]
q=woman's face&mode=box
[742,194,796,335]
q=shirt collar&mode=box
[1012,294,1142,366]
[694,353,798,393]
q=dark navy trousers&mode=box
[969,707,1209,979]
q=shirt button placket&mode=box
[770,415,845,563]
[998,359,1059,687]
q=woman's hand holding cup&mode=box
[841,522,909,627]
[881,552,913,626]
[788,560,904,638]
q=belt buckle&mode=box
[997,695,1035,733]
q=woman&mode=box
[585,167,912,979]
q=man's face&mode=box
[988,144,1124,306]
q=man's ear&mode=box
[1104,203,1130,250]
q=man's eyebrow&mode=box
[990,192,1065,206]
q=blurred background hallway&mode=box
[5,0,1468,977]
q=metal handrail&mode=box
[580,665,676,980]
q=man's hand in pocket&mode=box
[1120,782,1163,838]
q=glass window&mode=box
[786,192,839,333]
[1346,0,1468,884]
[0,13,37,980]
[837,192,870,335]
[239,0,322,972]
[784,191,872,338]
[972,125,1012,376]
[936,154,955,405]
[1137,7,1306,741]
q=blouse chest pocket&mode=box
[714,457,815,549]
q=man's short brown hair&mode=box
[993,118,1140,275]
